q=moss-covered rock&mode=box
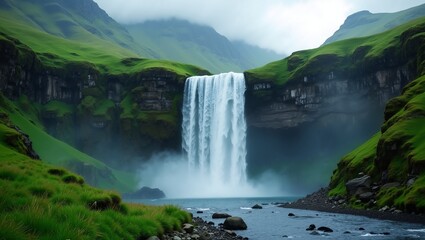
[329,75,425,213]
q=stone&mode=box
[207,221,215,225]
[318,226,333,232]
[147,237,160,240]
[196,210,203,214]
[345,175,371,195]
[381,182,400,189]
[379,205,390,212]
[173,236,181,240]
[223,217,248,230]
[407,178,416,187]
[224,230,237,236]
[306,224,316,231]
[344,231,351,234]
[359,192,374,201]
[252,204,263,209]
[288,213,295,217]
[359,227,365,231]
[183,223,194,234]
[212,212,232,219]
[191,234,200,239]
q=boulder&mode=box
[212,212,231,219]
[359,192,374,202]
[288,213,295,217]
[318,226,333,233]
[183,223,194,234]
[345,175,371,195]
[252,204,263,209]
[306,224,316,231]
[223,217,247,230]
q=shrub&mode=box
[47,168,66,176]
[62,174,84,185]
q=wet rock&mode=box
[197,210,204,214]
[288,213,295,217]
[172,236,182,240]
[318,226,333,232]
[359,192,374,202]
[147,236,160,240]
[306,224,316,231]
[183,223,194,234]
[252,204,263,209]
[379,205,390,212]
[381,182,400,189]
[212,212,232,219]
[346,175,371,195]
[359,227,365,231]
[207,221,215,225]
[407,178,416,187]
[223,217,247,230]
[344,231,351,234]
[224,230,237,236]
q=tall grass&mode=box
[0,117,191,239]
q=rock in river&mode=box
[223,217,248,230]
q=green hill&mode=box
[324,3,425,45]
[329,74,425,213]
[246,16,425,87]
[0,0,155,58]
[125,19,283,73]
[0,104,190,239]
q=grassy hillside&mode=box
[0,93,137,192]
[0,107,190,239]
[324,4,425,45]
[329,74,425,212]
[125,19,283,73]
[246,16,425,86]
[0,0,155,58]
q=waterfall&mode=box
[182,72,247,192]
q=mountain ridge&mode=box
[125,19,283,73]
[324,3,425,45]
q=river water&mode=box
[134,197,425,239]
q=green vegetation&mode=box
[324,4,425,45]
[0,94,137,192]
[246,17,425,86]
[329,75,425,212]
[0,117,191,239]
[125,19,283,73]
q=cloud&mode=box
[95,0,425,54]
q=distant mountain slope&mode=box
[0,0,155,57]
[324,3,425,45]
[125,19,283,73]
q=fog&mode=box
[95,0,425,54]
[136,151,285,198]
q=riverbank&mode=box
[279,188,425,225]
[162,216,248,240]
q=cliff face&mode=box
[245,65,412,129]
[0,37,201,167]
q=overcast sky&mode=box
[95,0,425,54]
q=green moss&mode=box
[329,74,425,212]
[246,17,425,86]
[42,101,73,118]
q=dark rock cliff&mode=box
[0,36,205,167]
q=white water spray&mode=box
[182,72,248,195]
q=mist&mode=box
[136,151,285,198]
[95,0,425,54]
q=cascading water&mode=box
[182,72,248,194]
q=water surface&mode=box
[134,197,425,239]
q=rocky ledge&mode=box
[279,187,425,225]
[157,217,248,240]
